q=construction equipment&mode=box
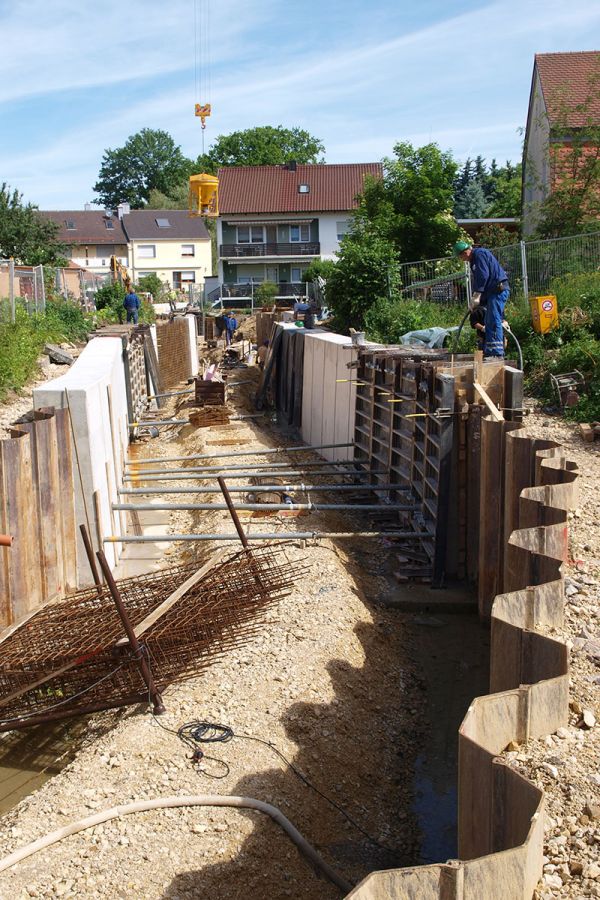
[188,0,219,217]
[110,256,131,292]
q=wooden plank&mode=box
[466,404,482,583]
[54,407,78,593]
[474,381,504,421]
[115,550,228,645]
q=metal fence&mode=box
[0,260,46,323]
[401,231,600,306]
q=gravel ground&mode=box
[0,371,597,899]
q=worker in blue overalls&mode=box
[454,240,510,358]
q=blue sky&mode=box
[1,0,599,209]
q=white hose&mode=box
[0,794,353,894]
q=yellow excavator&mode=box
[110,256,131,292]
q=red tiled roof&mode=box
[535,51,600,127]
[218,163,382,215]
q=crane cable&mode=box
[194,0,211,154]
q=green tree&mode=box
[475,223,517,247]
[136,273,164,300]
[196,125,325,172]
[486,162,522,217]
[359,142,460,262]
[146,183,189,209]
[454,179,487,218]
[93,129,193,208]
[0,184,67,265]
[326,221,401,331]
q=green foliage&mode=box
[364,298,467,347]
[475,223,517,248]
[255,281,278,306]
[326,221,401,332]
[136,273,163,301]
[359,142,460,263]
[94,281,126,322]
[453,159,522,218]
[93,129,193,208]
[196,126,325,172]
[0,301,92,399]
[146,183,189,209]
[302,259,337,282]
[0,184,67,264]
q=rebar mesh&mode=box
[0,546,302,726]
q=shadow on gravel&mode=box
[162,588,427,900]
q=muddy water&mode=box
[0,720,86,816]
[410,610,489,863]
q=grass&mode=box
[0,299,92,400]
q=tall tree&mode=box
[196,125,325,172]
[454,179,487,218]
[93,129,193,208]
[0,184,66,265]
[327,142,460,331]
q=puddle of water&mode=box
[0,720,86,816]
[411,612,489,863]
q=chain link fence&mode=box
[401,231,600,307]
[0,260,46,322]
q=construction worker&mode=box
[454,240,510,358]
[225,311,237,346]
[123,289,141,325]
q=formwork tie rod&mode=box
[113,501,417,512]
[123,469,388,482]
[127,459,361,476]
[119,483,408,496]
[104,531,426,543]
[126,442,354,466]
[130,414,265,428]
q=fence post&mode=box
[520,241,529,305]
[464,261,472,307]
[251,281,254,313]
[8,258,15,324]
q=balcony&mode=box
[219,242,320,258]
[207,281,315,307]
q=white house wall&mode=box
[523,70,551,236]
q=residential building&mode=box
[214,162,382,302]
[522,51,600,235]
[122,209,211,290]
[38,207,128,275]
[40,205,212,291]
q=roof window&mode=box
[105,219,114,229]
[65,219,76,230]
[156,217,171,228]
[298,184,310,194]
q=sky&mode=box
[1,0,600,210]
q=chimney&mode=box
[117,202,131,219]
[287,160,297,172]
[84,202,91,211]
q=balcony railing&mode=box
[207,281,315,307]
[219,242,320,258]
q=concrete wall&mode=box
[300,331,358,461]
[348,422,578,900]
[33,337,130,585]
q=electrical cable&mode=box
[151,716,401,857]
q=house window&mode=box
[290,224,310,242]
[65,219,76,230]
[291,267,307,283]
[138,244,156,258]
[155,218,171,228]
[336,220,351,241]
[172,271,196,288]
[298,184,310,194]
[105,219,114,230]
[237,226,264,244]
[181,244,195,257]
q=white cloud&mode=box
[2,0,599,206]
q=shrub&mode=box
[364,297,472,350]
[255,281,278,307]
[136,273,163,301]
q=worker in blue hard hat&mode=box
[454,240,510,358]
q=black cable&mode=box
[154,717,400,855]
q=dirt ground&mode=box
[0,354,597,899]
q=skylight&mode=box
[298,184,310,194]
[156,218,171,228]
[105,219,114,229]
[65,219,76,229]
